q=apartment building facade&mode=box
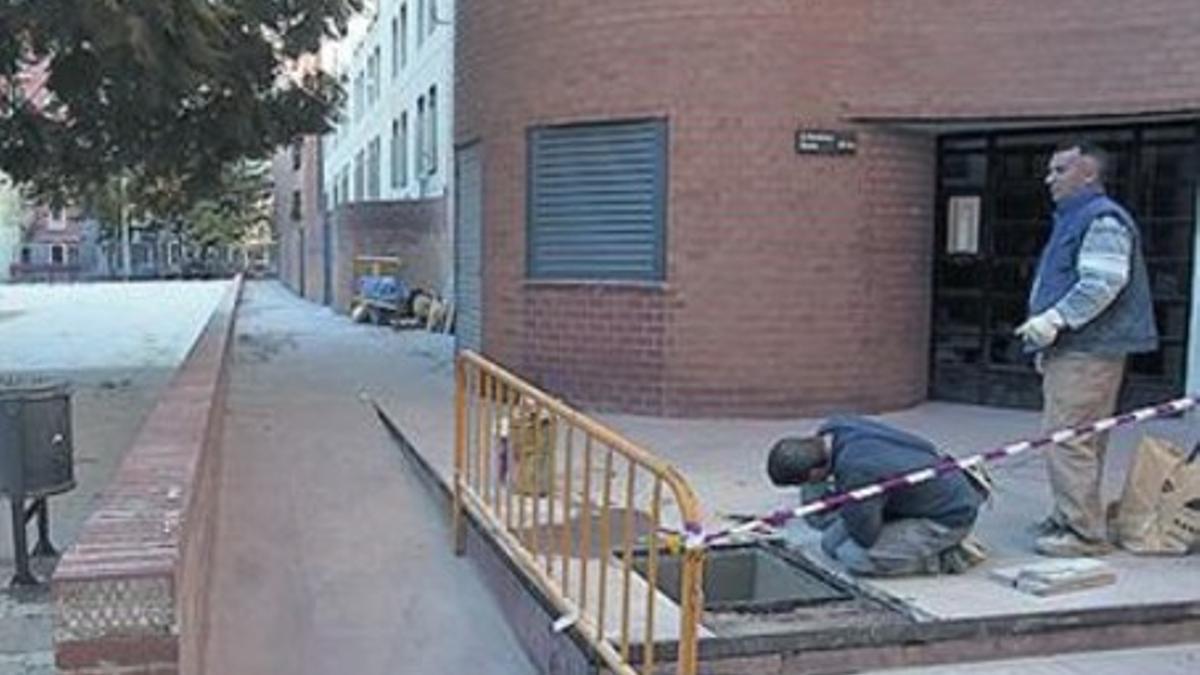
[273,1,454,308]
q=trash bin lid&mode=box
[0,375,70,401]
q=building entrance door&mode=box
[931,123,1197,409]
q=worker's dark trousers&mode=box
[820,518,971,577]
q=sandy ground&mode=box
[0,280,227,674]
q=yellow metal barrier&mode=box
[453,351,704,675]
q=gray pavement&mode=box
[204,281,535,675]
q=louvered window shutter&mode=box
[528,120,667,280]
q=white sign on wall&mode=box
[947,195,981,255]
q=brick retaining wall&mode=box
[51,277,244,674]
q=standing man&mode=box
[1016,141,1158,557]
[767,417,987,577]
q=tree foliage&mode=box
[87,160,271,253]
[0,0,360,205]
[182,160,272,252]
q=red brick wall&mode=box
[457,0,1200,417]
[329,198,449,312]
[857,0,1200,120]
[272,136,323,300]
[458,1,928,416]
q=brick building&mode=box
[454,0,1200,417]
[273,135,326,300]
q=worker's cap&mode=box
[766,436,828,486]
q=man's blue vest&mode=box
[1029,186,1158,356]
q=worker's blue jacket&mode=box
[819,416,983,548]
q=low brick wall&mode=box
[51,277,244,675]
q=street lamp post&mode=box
[119,175,131,280]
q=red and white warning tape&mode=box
[681,394,1198,549]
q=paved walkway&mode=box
[204,282,534,674]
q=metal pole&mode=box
[120,174,131,280]
[9,497,35,586]
[32,498,56,557]
[452,356,467,555]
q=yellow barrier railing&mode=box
[453,351,704,675]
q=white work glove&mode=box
[1015,309,1066,350]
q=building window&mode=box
[367,136,381,199]
[400,5,408,69]
[338,74,349,124]
[50,243,66,265]
[417,0,425,47]
[400,112,409,187]
[391,16,399,77]
[19,245,32,264]
[415,95,426,176]
[47,209,66,231]
[527,119,667,281]
[291,139,303,171]
[427,85,438,175]
[370,46,381,104]
[354,71,365,121]
[354,150,365,201]
[366,55,373,105]
[291,190,302,221]
[390,118,401,189]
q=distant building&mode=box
[273,1,455,310]
[9,205,107,283]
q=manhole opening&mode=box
[632,542,852,613]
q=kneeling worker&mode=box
[767,416,987,577]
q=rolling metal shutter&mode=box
[455,143,484,351]
[528,120,666,280]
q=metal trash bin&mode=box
[0,376,75,586]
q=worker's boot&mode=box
[939,536,988,574]
[1034,530,1112,557]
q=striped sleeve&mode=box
[1053,215,1133,329]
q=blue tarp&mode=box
[357,275,409,305]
